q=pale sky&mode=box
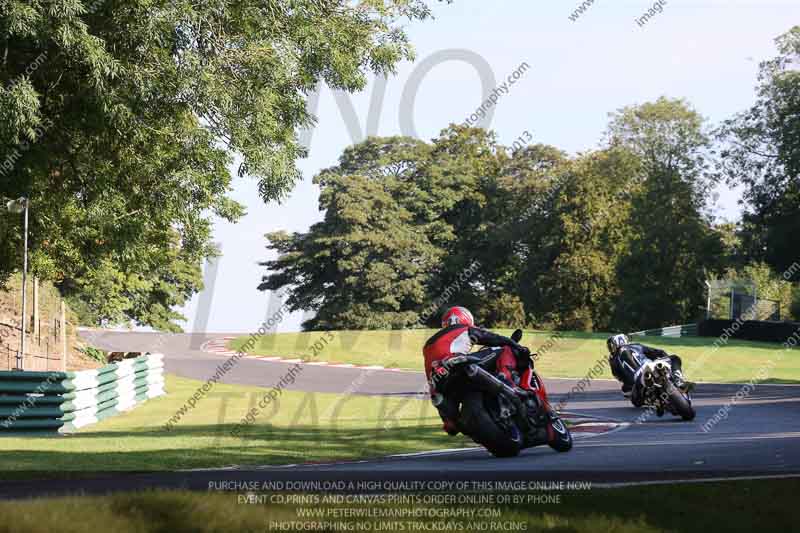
[175,0,800,334]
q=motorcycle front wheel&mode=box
[458,391,522,458]
[546,416,573,452]
[665,381,695,421]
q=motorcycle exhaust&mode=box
[464,364,523,405]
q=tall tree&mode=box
[535,148,639,331]
[608,97,725,330]
[0,0,433,329]
[717,26,800,280]
[420,126,504,320]
[261,136,441,330]
[262,172,441,330]
[489,143,569,320]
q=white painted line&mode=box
[692,379,800,387]
[387,447,481,458]
[578,431,800,448]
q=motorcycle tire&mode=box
[631,392,644,408]
[546,417,573,453]
[458,391,523,458]
[666,381,695,421]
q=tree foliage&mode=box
[717,26,800,280]
[259,128,499,329]
[534,148,639,331]
[723,262,797,320]
[608,98,725,330]
[261,103,729,331]
[0,0,432,329]
[261,29,800,332]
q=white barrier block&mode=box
[69,370,100,391]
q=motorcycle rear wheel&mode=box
[459,391,522,458]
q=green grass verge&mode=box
[229,329,800,384]
[0,374,469,474]
[1,479,797,532]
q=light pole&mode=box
[5,197,29,370]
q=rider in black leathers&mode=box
[606,334,692,403]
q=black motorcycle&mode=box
[622,348,695,421]
[431,329,573,458]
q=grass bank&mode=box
[0,374,469,474]
[0,273,96,371]
[1,479,797,532]
[229,329,800,383]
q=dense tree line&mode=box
[262,27,800,331]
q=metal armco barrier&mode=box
[630,324,699,338]
[0,353,165,432]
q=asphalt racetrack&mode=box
[2,330,798,498]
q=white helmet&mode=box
[607,334,629,355]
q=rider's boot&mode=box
[434,395,460,436]
[622,382,633,398]
[442,419,459,436]
[672,370,694,393]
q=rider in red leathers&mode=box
[423,306,532,436]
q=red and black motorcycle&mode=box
[431,329,572,458]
